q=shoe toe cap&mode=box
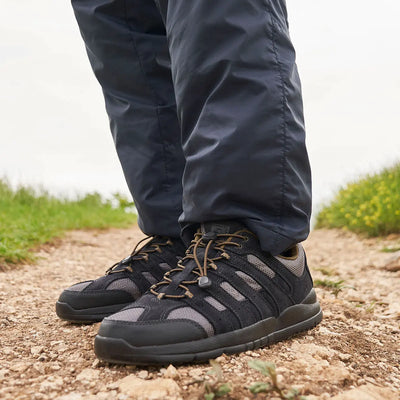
[98,316,208,347]
[58,286,134,309]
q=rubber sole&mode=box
[94,289,323,365]
[55,301,131,323]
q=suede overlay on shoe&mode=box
[56,235,186,322]
[95,221,322,364]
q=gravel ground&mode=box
[1,226,399,400]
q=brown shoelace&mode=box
[150,230,249,299]
[106,235,173,275]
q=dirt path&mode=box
[1,226,399,400]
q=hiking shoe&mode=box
[94,221,322,364]
[56,235,186,323]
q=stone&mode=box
[117,376,181,400]
[188,368,203,380]
[40,377,63,392]
[9,362,29,373]
[0,369,8,380]
[330,384,398,400]
[163,365,180,380]
[31,346,45,356]
[321,366,352,384]
[137,370,149,379]
[76,368,100,382]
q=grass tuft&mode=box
[380,246,400,253]
[203,360,232,399]
[314,279,354,298]
[0,179,136,268]
[315,163,400,236]
[248,360,308,400]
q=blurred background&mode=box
[1,0,400,212]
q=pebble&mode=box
[330,384,398,399]
[31,346,45,356]
[76,368,100,382]
[137,370,148,379]
[40,377,63,392]
[117,376,181,400]
[163,365,180,380]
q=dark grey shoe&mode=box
[94,221,322,364]
[56,236,186,323]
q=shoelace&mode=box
[150,230,248,299]
[106,235,173,275]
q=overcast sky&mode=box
[1,0,399,211]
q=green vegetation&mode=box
[316,163,400,236]
[248,360,307,400]
[380,246,400,253]
[314,278,354,298]
[201,359,307,400]
[203,360,232,400]
[0,179,135,268]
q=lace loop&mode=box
[106,235,172,275]
[150,230,247,299]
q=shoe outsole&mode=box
[94,289,323,365]
[55,301,131,323]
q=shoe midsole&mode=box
[95,289,322,358]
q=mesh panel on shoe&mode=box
[167,307,214,336]
[247,255,276,278]
[107,307,145,322]
[204,296,226,311]
[275,244,305,277]
[235,271,262,291]
[67,281,92,292]
[220,282,246,302]
[107,278,140,298]
[142,272,158,285]
[159,262,171,271]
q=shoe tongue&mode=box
[200,220,245,235]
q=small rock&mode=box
[76,368,100,382]
[91,359,101,368]
[107,382,119,390]
[163,365,180,380]
[0,369,8,380]
[31,346,45,356]
[137,370,148,379]
[117,376,181,400]
[33,363,46,375]
[9,362,29,373]
[40,376,63,392]
[323,365,352,384]
[338,353,352,362]
[2,347,12,355]
[330,384,398,399]
[188,368,203,380]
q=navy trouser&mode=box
[71,0,312,255]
